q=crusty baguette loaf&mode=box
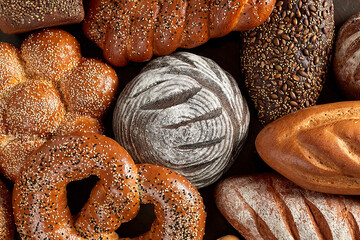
[256,101,360,195]
[334,11,360,99]
[83,0,276,66]
[215,173,360,240]
[241,0,335,124]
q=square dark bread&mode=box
[0,0,84,34]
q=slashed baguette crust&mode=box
[256,101,360,194]
[215,173,360,240]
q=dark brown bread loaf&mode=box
[0,0,84,34]
[241,0,335,124]
[256,101,360,195]
[334,11,360,99]
[215,173,360,240]
[113,52,250,188]
[83,0,276,66]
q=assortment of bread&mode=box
[113,52,250,189]
[1,0,360,239]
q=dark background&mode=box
[1,0,360,239]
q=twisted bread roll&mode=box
[215,173,360,240]
[0,29,118,182]
[113,52,250,188]
[13,133,206,239]
[83,0,276,66]
[256,101,360,195]
[334,11,360,99]
[0,180,14,240]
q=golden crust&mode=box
[256,101,360,195]
[83,0,276,66]
[13,133,205,239]
[0,29,118,181]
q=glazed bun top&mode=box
[0,28,118,181]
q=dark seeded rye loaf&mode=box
[0,0,84,34]
[241,0,335,124]
[215,173,360,240]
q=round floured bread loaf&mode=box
[113,52,250,188]
[334,11,360,99]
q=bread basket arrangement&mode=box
[1,0,360,239]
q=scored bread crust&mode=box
[83,0,276,66]
[215,173,360,240]
[256,101,360,195]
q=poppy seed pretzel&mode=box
[13,133,206,239]
[83,0,276,66]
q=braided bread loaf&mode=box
[215,173,360,240]
[83,0,276,66]
[256,101,360,195]
[0,29,118,182]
